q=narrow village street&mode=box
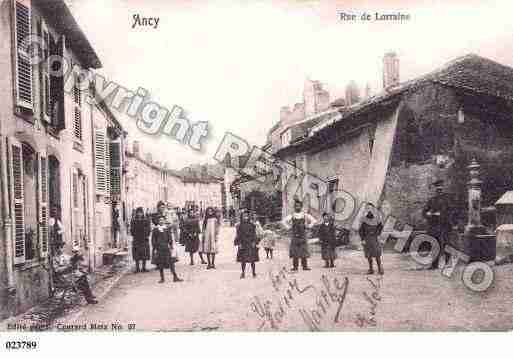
[52,225,513,332]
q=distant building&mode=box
[125,143,223,216]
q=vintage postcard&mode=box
[0,0,512,356]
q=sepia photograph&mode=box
[0,0,512,356]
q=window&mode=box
[328,178,339,193]
[13,0,33,112]
[9,138,49,265]
[281,129,292,148]
[49,34,65,131]
[109,141,121,195]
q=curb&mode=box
[58,265,130,325]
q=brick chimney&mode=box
[345,81,361,106]
[383,52,400,89]
[133,140,140,156]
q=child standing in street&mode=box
[318,213,337,268]
[152,215,183,283]
[234,211,259,278]
[202,207,220,269]
[261,224,276,259]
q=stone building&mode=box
[276,54,513,233]
[181,166,224,211]
[124,141,182,216]
[0,0,126,319]
[125,142,224,217]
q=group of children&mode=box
[234,199,385,279]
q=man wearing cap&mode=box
[422,179,453,269]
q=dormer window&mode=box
[281,128,292,147]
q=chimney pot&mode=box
[383,52,400,89]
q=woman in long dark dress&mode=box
[183,208,201,265]
[358,208,384,275]
[130,207,151,273]
[151,215,183,283]
[234,211,259,278]
[318,212,337,268]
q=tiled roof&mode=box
[432,54,513,101]
[311,54,513,136]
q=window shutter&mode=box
[73,107,82,140]
[109,141,121,195]
[72,170,78,208]
[106,140,111,196]
[9,137,26,265]
[71,168,80,247]
[38,19,51,123]
[73,73,82,140]
[38,151,49,258]
[13,0,33,111]
[94,129,107,195]
[49,34,65,130]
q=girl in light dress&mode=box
[202,207,220,269]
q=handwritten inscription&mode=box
[250,267,349,331]
[355,277,382,328]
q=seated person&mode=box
[53,245,98,304]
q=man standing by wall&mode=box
[422,180,453,269]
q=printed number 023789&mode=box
[5,341,38,350]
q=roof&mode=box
[309,54,513,139]
[38,1,101,69]
[496,191,513,205]
[283,109,341,144]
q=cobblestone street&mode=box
[44,226,513,332]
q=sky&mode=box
[66,0,513,169]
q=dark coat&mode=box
[234,222,259,263]
[289,216,310,259]
[422,193,453,245]
[151,227,174,267]
[318,222,337,261]
[130,218,151,261]
[359,222,383,258]
[183,217,201,253]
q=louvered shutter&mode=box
[109,141,121,195]
[71,168,80,247]
[73,73,82,140]
[10,137,25,264]
[94,129,107,195]
[106,140,111,196]
[38,151,49,258]
[72,170,78,208]
[13,0,33,111]
[49,35,65,130]
[38,19,51,123]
